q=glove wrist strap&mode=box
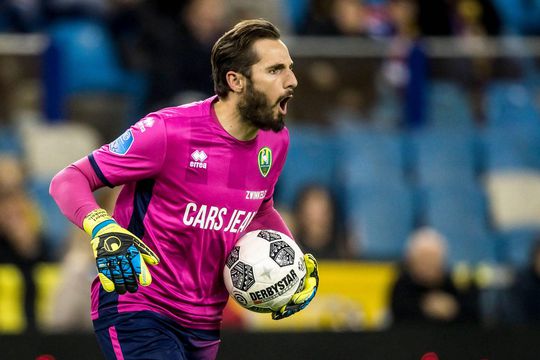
[83,208,116,237]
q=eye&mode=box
[269,68,280,75]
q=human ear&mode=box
[225,71,244,93]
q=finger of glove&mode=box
[290,275,318,303]
[121,252,139,293]
[303,254,319,291]
[127,245,152,286]
[108,256,128,295]
[91,238,100,258]
[138,260,153,286]
[133,238,160,265]
[98,258,126,294]
[304,253,318,276]
[272,311,286,320]
[272,298,309,320]
[272,303,300,320]
[96,257,115,292]
[97,273,115,292]
[127,247,153,287]
[271,304,288,320]
[290,285,317,307]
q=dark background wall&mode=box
[3,326,540,360]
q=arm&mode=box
[49,157,159,294]
[247,198,318,321]
[244,198,292,238]
[49,157,104,228]
[49,114,166,294]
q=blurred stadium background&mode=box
[2,0,540,359]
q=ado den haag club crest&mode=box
[258,147,272,177]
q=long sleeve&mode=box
[49,157,105,228]
[244,198,293,239]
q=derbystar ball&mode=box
[223,229,307,313]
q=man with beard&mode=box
[49,19,319,360]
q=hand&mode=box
[272,253,319,320]
[422,291,459,321]
[83,208,160,294]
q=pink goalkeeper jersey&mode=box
[89,96,289,329]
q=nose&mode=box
[286,69,298,90]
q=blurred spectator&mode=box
[292,184,350,259]
[492,0,540,35]
[42,0,110,22]
[107,0,147,71]
[0,0,43,32]
[452,0,502,123]
[299,0,368,36]
[453,0,502,36]
[506,238,540,325]
[0,155,25,193]
[44,226,94,332]
[226,0,290,34]
[0,154,50,332]
[380,0,427,129]
[390,227,479,325]
[137,0,226,112]
[45,186,120,333]
[416,0,453,36]
[0,189,48,332]
[298,0,345,35]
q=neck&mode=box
[213,96,258,141]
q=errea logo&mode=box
[135,116,155,133]
[190,150,208,169]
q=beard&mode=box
[237,79,285,132]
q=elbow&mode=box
[49,166,72,201]
[49,169,63,200]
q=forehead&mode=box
[251,38,293,67]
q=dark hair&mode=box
[211,19,281,98]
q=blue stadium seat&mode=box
[0,127,23,156]
[498,228,540,268]
[275,125,338,209]
[48,19,126,94]
[46,19,147,120]
[338,128,407,187]
[27,179,71,258]
[410,129,479,186]
[345,183,416,260]
[422,184,496,265]
[285,0,309,32]
[484,81,540,127]
[426,81,475,130]
[482,124,540,170]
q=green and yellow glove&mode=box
[272,253,319,320]
[83,208,160,294]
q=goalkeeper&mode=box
[50,19,318,360]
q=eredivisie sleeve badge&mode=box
[258,147,272,177]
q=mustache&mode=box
[275,91,294,105]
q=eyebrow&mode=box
[267,63,294,71]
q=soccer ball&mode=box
[224,229,306,313]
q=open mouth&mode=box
[277,95,293,115]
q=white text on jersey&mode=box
[190,150,208,169]
[245,190,267,200]
[183,202,257,233]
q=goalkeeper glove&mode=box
[272,253,319,320]
[83,208,160,294]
